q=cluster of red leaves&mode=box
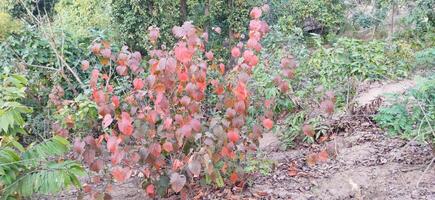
[72,5,278,198]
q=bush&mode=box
[0,73,32,137]
[0,73,84,199]
[53,0,113,40]
[53,7,281,198]
[269,0,346,35]
[110,0,261,57]
[374,76,434,143]
[0,12,22,41]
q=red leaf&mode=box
[102,114,113,128]
[170,173,186,193]
[174,42,194,64]
[162,141,173,152]
[146,184,155,196]
[133,78,144,90]
[231,47,241,58]
[318,150,329,162]
[320,99,334,115]
[163,117,173,130]
[190,119,201,132]
[230,172,238,184]
[227,129,240,143]
[234,101,246,114]
[149,143,161,158]
[73,138,85,154]
[112,167,131,182]
[106,135,120,153]
[172,159,184,171]
[118,112,133,136]
[250,7,262,19]
[219,63,225,75]
[90,159,104,172]
[112,96,120,108]
[111,149,124,165]
[262,118,273,130]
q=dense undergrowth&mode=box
[0,0,434,199]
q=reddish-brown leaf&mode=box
[302,124,315,137]
[318,150,329,162]
[149,143,161,158]
[106,135,120,153]
[118,112,133,136]
[306,153,317,166]
[90,159,104,172]
[83,148,96,165]
[112,167,131,182]
[73,138,85,154]
[111,149,124,165]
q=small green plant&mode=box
[374,76,434,143]
[0,73,32,136]
[0,136,85,199]
[243,153,275,176]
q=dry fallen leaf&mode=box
[288,162,298,177]
[306,153,318,166]
[318,150,329,162]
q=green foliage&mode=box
[0,73,32,136]
[111,0,181,51]
[0,136,85,199]
[403,0,435,34]
[374,76,434,143]
[269,0,346,34]
[414,47,435,69]
[243,153,275,176]
[111,0,260,56]
[297,38,414,108]
[279,112,306,148]
[0,12,22,42]
[53,94,98,137]
[53,0,113,40]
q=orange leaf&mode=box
[306,153,317,166]
[154,83,166,93]
[112,167,131,182]
[318,150,329,162]
[230,172,238,184]
[262,118,273,129]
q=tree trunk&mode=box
[180,0,187,24]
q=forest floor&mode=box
[47,79,434,200]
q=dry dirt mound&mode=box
[242,123,434,200]
[355,79,415,107]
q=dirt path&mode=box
[243,122,434,200]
